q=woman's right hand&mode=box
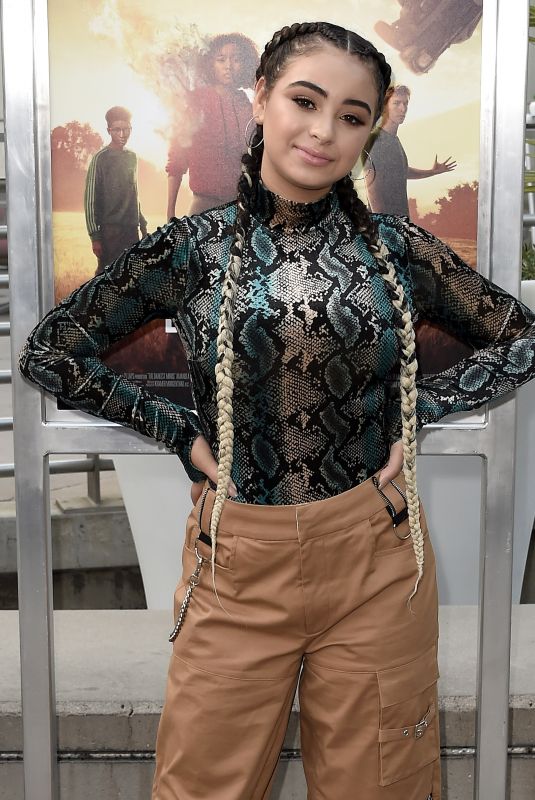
[190,434,237,498]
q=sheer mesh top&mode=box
[19,183,535,504]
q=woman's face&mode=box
[212,43,242,87]
[253,45,378,203]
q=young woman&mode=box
[20,21,535,800]
[166,32,258,219]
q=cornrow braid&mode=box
[335,174,379,248]
[208,132,263,583]
[258,22,391,122]
[209,21,331,582]
[374,241,423,603]
[335,175,424,600]
[257,22,322,80]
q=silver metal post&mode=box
[86,453,102,505]
[476,403,516,800]
[474,1,528,797]
[3,0,59,795]
[526,124,535,245]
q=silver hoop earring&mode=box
[244,116,264,148]
[351,148,375,181]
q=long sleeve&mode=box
[19,220,206,481]
[383,218,535,441]
[84,152,101,241]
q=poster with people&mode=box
[48,0,483,406]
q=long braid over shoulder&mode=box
[376,241,423,602]
[207,135,262,581]
[335,176,424,601]
[210,21,424,600]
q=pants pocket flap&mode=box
[378,643,439,707]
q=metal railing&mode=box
[0,191,112,502]
[0,455,114,479]
[0,268,111,503]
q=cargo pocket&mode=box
[377,643,440,787]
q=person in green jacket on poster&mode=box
[84,105,147,274]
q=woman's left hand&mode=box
[378,439,404,489]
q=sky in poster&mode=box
[48,0,481,215]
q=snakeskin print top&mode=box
[19,182,535,504]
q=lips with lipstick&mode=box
[295,145,334,166]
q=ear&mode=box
[252,77,268,125]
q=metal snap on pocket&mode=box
[414,707,432,739]
[371,476,411,539]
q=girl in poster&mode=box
[20,20,535,800]
[166,33,258,218]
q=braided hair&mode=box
[209,21,424,602]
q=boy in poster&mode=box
[365,85,456,216]
[84,106,148,274]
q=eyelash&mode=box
[292,96,362,126]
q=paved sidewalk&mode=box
[2,605,535,800]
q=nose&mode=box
[309,113,334,143]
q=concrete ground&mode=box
[1,605,534,799]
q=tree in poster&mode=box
[411,181,479,241]
[51,122,103,210]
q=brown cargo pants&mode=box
[151,471,440,799]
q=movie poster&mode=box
[48,0,483,405]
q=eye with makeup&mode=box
[292,95,364,126]
[292,95,316,111]
[340,113,363,127]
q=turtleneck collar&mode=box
[251,180,339,231]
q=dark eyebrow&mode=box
[287,80,372,116]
